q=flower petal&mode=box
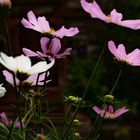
[50,38,61,54]
[110,9,123,23]
[15,55,31,73]
[23,48,38,57]
[29,59,55,74]
[120,20,140,30]
[40,37,50,54]
[0,52,16,71]
[3,70,19,85]
[114,107,129,118]
[80,0,107,21]
[54,26,79,38]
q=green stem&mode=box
[7,74,23,140]
[61,33,109,140]
[109,69,122,95]
[85,114,100,140]
[4,18,12,55]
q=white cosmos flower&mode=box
[0,52,55,75]
[0,84,6,97]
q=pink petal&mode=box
[114,107,129,118]
[21,19,34,29]
[110,9,123,23]
[93,106,102,115]
[80,0,107,21]
[36,51,48,58]
[54,26,79,38]
[37,17,50,33]
[108,106,113,113]
[108,40,117,57]
[120,20,140,30]
[2,70,20,85]
[0,112,10,127]
[127,49,140,62]
[23,48,38,57]
[27,11,38,25]
[27,73,47,85]
[40,37,50,54]
[116,44,127,60]
[55,48,72,58]
[50,38,61,54]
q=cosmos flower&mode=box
[0,84,6,97]
[23,37,72,60]
[21,10,79,38]
[93,105,129,119]
[3,70,51,86]
[108,40,140,66]
[0,112,20,128]
[0,52,54,80]
[80,0,140,30]
[0,0,11,9]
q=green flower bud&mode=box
[72,119,81,126]
[104,95,114,104]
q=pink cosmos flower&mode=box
[21,10,79,38]
[93,105,129,119]
[80,0,140,30]
[3,70,51,86]
[0,112,21,128]
[23,37,72,60]
[108,40,140,66]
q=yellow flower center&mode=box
[109,113,114,119]
[107,14,112,19]
[49,27,55,34]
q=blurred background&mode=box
[0,0,140,139]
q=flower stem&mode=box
[109,69,122,95]
[4,19,12,55]
[61,34,109,140]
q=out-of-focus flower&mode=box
[3,70,51,86]
[0,0,11,9]
[108,40,140,66]
[21,10,79,38]
[23,37,72,60]
[80,0,140,30]
[0,52,54,81]
[0,112,21,128]
[0,84,6,97]
[75,132,81,139]
[93,105,129,119]
[64,95,82,104]
[36,134,46,140]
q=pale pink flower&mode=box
[108,40,140,66]
[21,11,79,38]
[0,112,21,128]
[93,105,129,119]
[23,37,72,60]
[80,0,140,30]
[2,70,51,86]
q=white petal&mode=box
[15,55,31,73]
[0,52,16,71]
[29,59,55,74]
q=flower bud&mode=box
[0,0,12,9]
[104,95,114,104]
[75,132,81,139]
[72,119,81,126]
[36,134,45,140]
